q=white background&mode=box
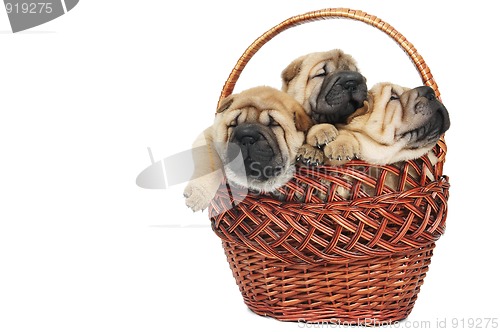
[0,1,499,331]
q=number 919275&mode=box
[5,2,53,14]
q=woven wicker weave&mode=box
[209,8,449,325]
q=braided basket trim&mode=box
[210,170,449,264]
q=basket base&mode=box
[222,241,435,326]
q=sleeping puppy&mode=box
[281,49,368,164]
[184,86,312,211]
[281,48,367,122]
[320,82,450,166]
[299,82,450,199]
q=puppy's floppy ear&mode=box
[293,104,313,132]
[216,96,234,114]
[346,100,370,123]
[281,57,303,91]
[333,49,359,72]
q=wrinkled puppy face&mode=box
[397,85,451,149]
[213,86,312,192]
[349,82,450,160]
[314,70,367,124]
[281,49,367,124]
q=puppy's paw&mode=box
[183,181,211,212]
[306,124,339,147]
[296,144,324,166]
[324,137,360,166]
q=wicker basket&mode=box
[209,8,449,326]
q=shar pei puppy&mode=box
[281,49,368,164]
[184,86,312,211]
[307,82,451,166]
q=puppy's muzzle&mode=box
[315,70,367,124]
[404,86,451,148]
[228,124,284,180]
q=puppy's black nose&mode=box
[416,86,436,101]
[315,70,367,124]
[240,136,256,146]
[229,123,283,180]
[343,80,359,92]
[233,125,261,145]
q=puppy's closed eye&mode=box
[228,114,240,127]
[268,116,280,127]
[389,88,400,101]
[312,67,327,79]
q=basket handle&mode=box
[218,8,439,107]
